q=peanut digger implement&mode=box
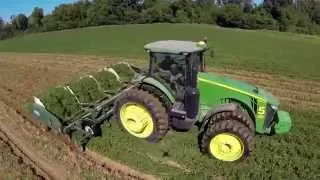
[32,40,292,162]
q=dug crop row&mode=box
[0,83,157,180]
[0,127,47,179]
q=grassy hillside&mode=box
[0,24,319,79]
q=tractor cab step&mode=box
[170,101,196,130]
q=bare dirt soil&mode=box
[0,132,45,180]
[0,52,318,179]
[0,53,156,180]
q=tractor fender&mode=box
[200,103,238,132]
[227,98,256,126]
[141,77,175,104]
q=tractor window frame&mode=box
[188,52,205,73]
[148,51,204,75]
[199,52,205,72]
[149,52,186,75]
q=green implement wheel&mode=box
[200,118,254,162]
[114,89,169,142]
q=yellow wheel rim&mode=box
[120,102,154,138]
[209,133,244,162]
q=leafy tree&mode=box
[87,0,109,25]
[42,15,58,31]
[193,1,220,24]
[243,0,253,13]
[77,0,91,27]
[311,1,320,24]
[253,8,277,30]
[227,0,244,5]
[217,4,244,27]
[140,0,173,23]
[175,10,190,22]
[30,7,44,29]
[264,0,292,8]
[12,14,28,31]
[2,0,320,38]
[143,0,158,8]
[263,0,273,12]
[0,17,4,30]
[278,6,298,32]
[51,1,90,29]
[0,17,4,40]
[171,0,194,23]
[295,14,313,33]
[0,23,15,40]
[100,0,139,24]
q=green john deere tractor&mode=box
[32,40,291,162]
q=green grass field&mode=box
[90,110,320,180]
[0,24,320,80]
[1,24,319,179]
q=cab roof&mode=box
[144,40,207,54]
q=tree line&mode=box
[1,0,320,40]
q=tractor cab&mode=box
[144,40,208,129]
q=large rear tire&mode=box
[114,89,169,142]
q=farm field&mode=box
[0,53,155,180]
[0,24,320,80]
[0,136,43,180]
[0,24,319,179]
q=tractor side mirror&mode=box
[203,37,214,58]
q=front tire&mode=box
[114,89,169,142]
[200,119,254,162]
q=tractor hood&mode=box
[198,72,279,105]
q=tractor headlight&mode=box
[197,41,207,48]
[264,104,278,129]
[198,41,206,46]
